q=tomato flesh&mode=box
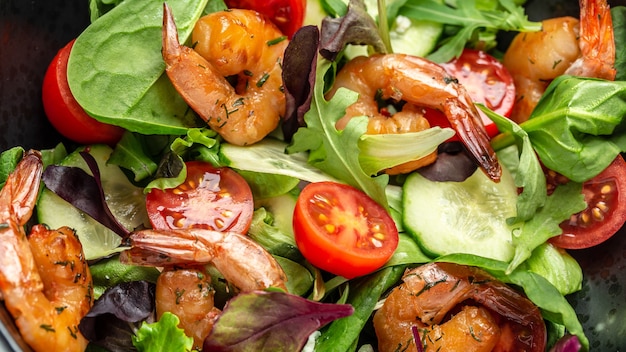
[439,49,516,138]
[42,39,124,146]
[224,0,305,38]
[293,181,399,279]
[146,162,254,234]
[550,155,626,249]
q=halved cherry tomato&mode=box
[42,39,124,145]
[293,181,399,279]
[146,161,254,234]
[438,49,516,138]
[549,155,626,249]
[224,0,306,38]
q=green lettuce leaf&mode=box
[133,312,194,352]
[287,59,389,208]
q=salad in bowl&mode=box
[1,0,626,351]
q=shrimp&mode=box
[0,150,93,352]
[373,262,546,352]
[162,4,288,146]
[155,267,221,349]
[120,228,287,347]
[328,53,501,181]
[503,0,616,123]
[120,228,288,292]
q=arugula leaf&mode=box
[481,105,546,221]
[507,181,586,273]
[287,59,389,208]
[399,0,540,62]
[133,312,194,352]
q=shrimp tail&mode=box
[565,0,616,80]
[0,150,43,226]
[0,150,43,293]
[161,4,235,130]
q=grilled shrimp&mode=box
[373,262,546,352]
[120,228,287,292]
[0,150,93,352]
[155,267,221,349]
[503,0,616,122]
[328,54,501,181]
[120,228,287,347]
[162,4,288,146]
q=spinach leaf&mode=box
[0,147,24,189]
[68,0,208,135]
[518,76,626,182]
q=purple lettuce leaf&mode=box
[319,0,386,61]
[549,334,582,352]
[41,151,129,238]
[281,25,320,141]
[203,291,354,351]
[79,281,156,352]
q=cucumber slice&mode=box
[341,0,444,59]
[402,167,518,261]
[37,144,149,260]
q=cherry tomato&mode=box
[293,181,399,279]
[438,49,516,138]
[224,0,306,38]
[549,155,626,249]
[146,162,254,234]
[42,39,124,146]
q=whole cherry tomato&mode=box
[42,39,124,146]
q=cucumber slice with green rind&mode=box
[36,144,148,260]
[402,167,518,262]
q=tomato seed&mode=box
[580,212,591,226]
[371,238,383,248]
[596,201,609,213]
[592,207,604,221]
[324,224,336,234]
[215,218,225,229]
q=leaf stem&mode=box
[377,0,393,53]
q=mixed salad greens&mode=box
[2,0,626,350]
